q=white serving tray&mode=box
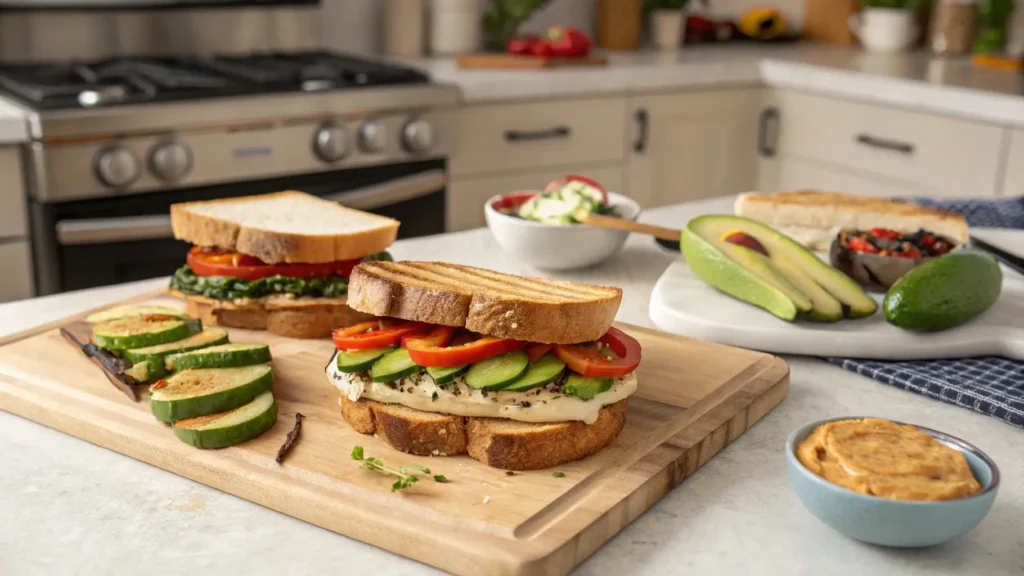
[649,258,1024,361]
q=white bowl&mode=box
[484,191,643,270]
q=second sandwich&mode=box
[327,261,642,470]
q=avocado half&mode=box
[681,215,877,322]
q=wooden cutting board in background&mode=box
[803,0,859,45]
[0,292,788,576]
[457,53,609,69]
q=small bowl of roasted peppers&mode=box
[830,227,957,291]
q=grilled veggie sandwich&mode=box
[326,261,641,471]
[169,191,399,338]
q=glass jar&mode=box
[930,0,978,55]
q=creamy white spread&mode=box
[326,356,637,425]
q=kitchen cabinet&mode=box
[447,164,624,231]
[0,147,26,238]
[1000,127,1024,196]
[0,241,33,302]
[450,97,627,178]
[758,156,942,198]
[760,89,1007,198]
[626,88,762,209]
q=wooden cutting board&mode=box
[456,53,609,69]
[0,291,788,576]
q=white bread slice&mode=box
[347,261,623,344]
[735,191,969,251]
[171,191,399,264]
[341,396,628,470]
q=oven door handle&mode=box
[56,214,174,245]
[322,169,448,211]
[54,169,449,245]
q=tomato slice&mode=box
[406,336,526,368]
[187,247,361,281]
[402,326,456,350]
[492,191,538,212]
[554,327,641,378]
[543,175,609,204]
[333,320,424,350]
[525,344,553,363]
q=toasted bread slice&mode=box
[735,190,969,250]
[174,291,373,339]
[347,261,622,344]
[341,396,628,470]
[171,191,399,264]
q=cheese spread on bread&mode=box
[328,360,637,425]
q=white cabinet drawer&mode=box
[450,97,626,178]
[447,164,624,231]
[759,157,940,199]
[0,240,33,302]
[774,90,1004,197]
[0,147,26,238]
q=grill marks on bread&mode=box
[348,261,622,344]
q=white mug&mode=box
[849,8,920,53]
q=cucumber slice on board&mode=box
[85,304,187,324]
[464,350,529,391]
[336,347,394,373]
[124,328,229,381]
[371,348,421,383]
[564,373,614,400]
[502,353,566,392]
[93,316,201,351]
[149,365,274,422]
[172,391,278,449]
[165,343,272,371]
[426,364,469,386]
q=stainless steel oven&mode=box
[30,160,447,294]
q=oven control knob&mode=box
[95,147,141,188]
[313,124,349,162]
[402,119,434,153]
[359,121,386,153]
[149,142,192,182]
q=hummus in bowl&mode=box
[786,416,999,547]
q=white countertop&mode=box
[2,196,1022,576]
[412,44,1024,127]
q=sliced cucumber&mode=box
[172,391,278,449]
[149,365,274,422]
[426,364,469,386]
[86,304,187,324]
[464,350,529,391]
[564,373,614,401]
[337,347,394,373]
[93,316,201,351]
[371,348,421,383]
[503,353,566,392]
[165,343,271,371]
[124,328,229,381]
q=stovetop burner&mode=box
[0,51,430,110]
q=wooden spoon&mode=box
[582,214,682,250]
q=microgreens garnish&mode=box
[352,446,446,492]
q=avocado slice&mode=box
[682,215,877,321]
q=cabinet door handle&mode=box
[855,133,915,155]
[758,107,779,158]
[633,108,649,153]
[503,126,571,142]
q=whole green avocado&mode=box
[883,251,1002,332]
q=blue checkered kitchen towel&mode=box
[827,196,1024,428]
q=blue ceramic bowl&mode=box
[786,416,999,547]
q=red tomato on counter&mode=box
[506,36,539,56]
[547,26,591,58]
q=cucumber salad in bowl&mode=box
[500,176,619,225]
[485,175,641,271]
